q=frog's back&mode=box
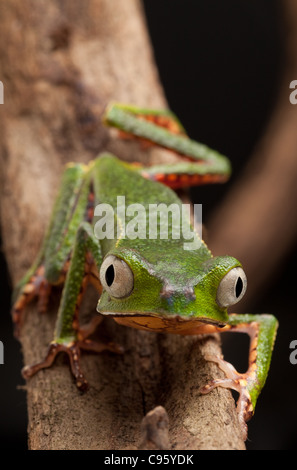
[92,153,212,266]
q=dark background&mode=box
[1,0,295,450]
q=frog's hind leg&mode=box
[22,221,122,391]
[11,163,89,337]
[104,103,231,189]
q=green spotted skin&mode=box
[12,103,278,431]
[21,153,238,339]
[92,154,239,324]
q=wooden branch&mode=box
[0,0,245,449]
[139,406,170,450]
[207,0,297,309]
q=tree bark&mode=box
[207,0,297,310]
[0,0,245,450]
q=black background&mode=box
[1,0,296,450]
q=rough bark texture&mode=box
[0,0,245,450]
[207,0,297,310]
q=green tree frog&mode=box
[11,103,278,440]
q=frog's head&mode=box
[97,246,247,332]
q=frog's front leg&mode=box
[199,314,278,439]
[22,222,122,391]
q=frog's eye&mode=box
[216,267,247,308]
[99,255,134,298]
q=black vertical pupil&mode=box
[105,264,115,287]
[235,277,243,298]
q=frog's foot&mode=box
[200,355,254,440]
[22,338,123,392]
[12,265,52,338]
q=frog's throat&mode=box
[99,312,227,335]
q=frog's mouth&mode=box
[99,311,227,335]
